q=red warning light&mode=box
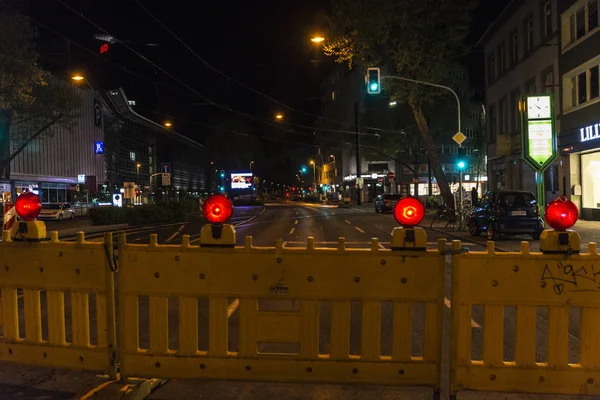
[545,196,578,231]
[15,192,42,221]
[100,43,109,54]
[393,197,424,227]
[203,194,233,224]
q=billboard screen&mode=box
[231,173,253,189]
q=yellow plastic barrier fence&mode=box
[450,240,600,399]
[118,233,446,397]
[0,231,117,378]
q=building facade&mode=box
[478,0,561,201]
[2,86,105,205]
[103,88,207,201]
[558,0,600,219]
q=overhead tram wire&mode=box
[130,0,409,135]
[10,1,413,140]
[47,0,400,139]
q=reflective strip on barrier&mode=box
[0,232,117,378]
[450,240,600,397]
[118,234,446,389]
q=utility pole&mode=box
[355,101,361,206]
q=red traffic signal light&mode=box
[203,194,233,224]
[15,192,42,221]
[545,196,578,231]
[393,197,424,227]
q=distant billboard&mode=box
[231,173,253,189]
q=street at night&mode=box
[2,0,600,398]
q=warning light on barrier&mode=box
[15,192,42,221]
[545,196,578,231]
[393,197,424,227]
[203,194,233,224]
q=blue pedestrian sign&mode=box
[161,162,171,174]
[94,141,105,154]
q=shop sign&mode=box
[580,123,600,143]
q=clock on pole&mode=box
[521,93,556,214]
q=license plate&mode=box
[511,210,527,216]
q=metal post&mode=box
[458,169,463,230]
[536,171,546,215]
[355,102,362,206]
[382,76,461,134]
[428,159,432,196]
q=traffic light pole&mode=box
[355,101,361,206]
[381,76,461,133]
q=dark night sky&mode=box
[3,0,506,180]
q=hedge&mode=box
[232,197,264,206]
[88,201,196,226]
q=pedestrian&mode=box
[471,187,478,206]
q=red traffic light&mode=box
[15,192,42,221]
[203,194,233,224]
[393,197,424,227]
[545,196,578,231]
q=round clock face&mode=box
[527,96,551,119]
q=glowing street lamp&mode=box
[71,74,85,81]
[164,121,172,128]
[275,113,284,120]
[311,36,325,43]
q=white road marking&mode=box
[178,224,185,232]
[345,220,352,224]
[295,220,298,224]
[355,227,365,234]
[166,232,179,242]
[444,297,481,328]
[289,228,295,235]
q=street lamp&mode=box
[329,155,336,163]
[311,36,325,43]
[164,121,172,128]
[71,74,85,81]
[310,160,316,192]
[275,113,284,120]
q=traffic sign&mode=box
[161,162,171,174]
[161,173,171,186]
[452,131,467,146]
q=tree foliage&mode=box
[323,0,477,205]
[0,12,82,178]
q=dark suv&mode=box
[375,194,402,213]
[468,190,544,240]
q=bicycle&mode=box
[429,204,456,229]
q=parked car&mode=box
[375,194,403,213]
[467,190,544,240]
[38,203,75,221]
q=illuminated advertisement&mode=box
[527,120,553,166]
[231,173,253,189]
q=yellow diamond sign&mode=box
[452,131,467,146]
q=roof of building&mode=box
[104,88,206,151]
[475,0,520,47]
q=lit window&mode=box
[130,152,136,161]
[331,91,335,101]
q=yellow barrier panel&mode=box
[0,231,117,378]
[118,233,446,395]
[450,240,600,399]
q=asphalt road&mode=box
[0,202,586,400]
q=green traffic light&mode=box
[457,161,466,170]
